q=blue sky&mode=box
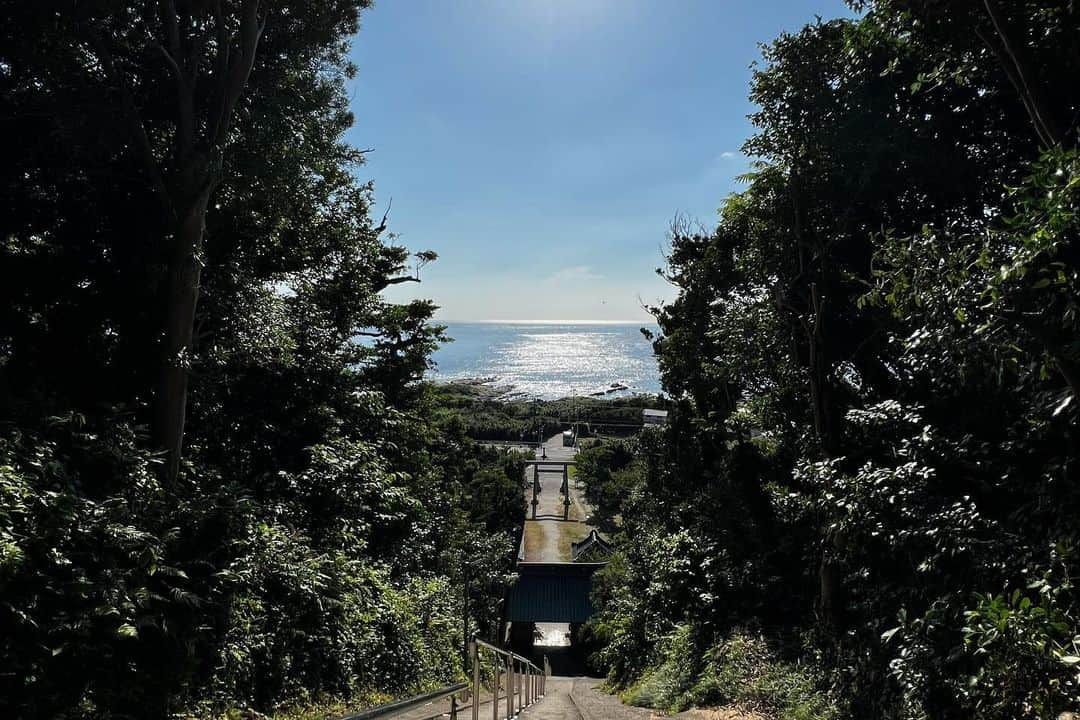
[348,0,852,322]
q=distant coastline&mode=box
[436,376,652,402]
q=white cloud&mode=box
[719,151,737,159]
[546,265,605,284]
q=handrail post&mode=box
[516,660,522,710]
[506,655,513,719]
[471,642,480,720]
[492,648,500,720]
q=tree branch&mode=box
[160,0,181,59]
[85,30,174,219]
[213,0,230,97]
[374,197,392,236]
[373,274,421,293]
[383,276,421,287]
[979,0,1061,148]
[209,0,265,148]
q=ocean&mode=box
[430,322,662,400]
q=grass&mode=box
[523,521,545,560]
[557,521,593,560]
[523,519,593,561]
[196,689,396,720]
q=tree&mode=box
[590,5,1080,717]
[1,2,525,717]
[75,1,276,484]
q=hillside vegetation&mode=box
[580,4,1080,719]
[0,4,523,717]
[431,382,663,442]
[4,2,1080,719]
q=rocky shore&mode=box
[435,376,643,402]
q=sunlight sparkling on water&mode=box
[431,323,660,400]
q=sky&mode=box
[347,0,853,322]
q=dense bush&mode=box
[586,4,1080,719]
[575,439,640,532]
[620,625,838,719]
[431,384,662,442]
[0,409,513,717]
[0,3,525,717]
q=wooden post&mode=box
[517,660,523,709]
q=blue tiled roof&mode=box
[507,563,605,623]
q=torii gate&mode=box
[523,460,576,520]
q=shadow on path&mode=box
[533,646,587,677]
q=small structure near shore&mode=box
[643,408,668,426]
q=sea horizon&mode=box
[436,318,655,326]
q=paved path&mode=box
[391,683,539,720]
[519,677,654,720]
[521,678,760,720]
[523,432,592,562]
[522,433,595,646]
[391,677,760,720]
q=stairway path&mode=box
[519,677,652,720]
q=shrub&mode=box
[620,626,840,719]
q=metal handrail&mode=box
[331,639,548,720]
[335,682,469,720]
[470,637,546,720]
[473,638,544,676]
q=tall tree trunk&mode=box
[84,0,266,485]
[158,180,213,483]
[789,170,845,628]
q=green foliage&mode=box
[0,3,523,718]
[1,417,219,717]
[430,383,661,442]
[587,4,1080,720]
[960,558,1080,718]
[621,625,839,719]
[575,438,640,531]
